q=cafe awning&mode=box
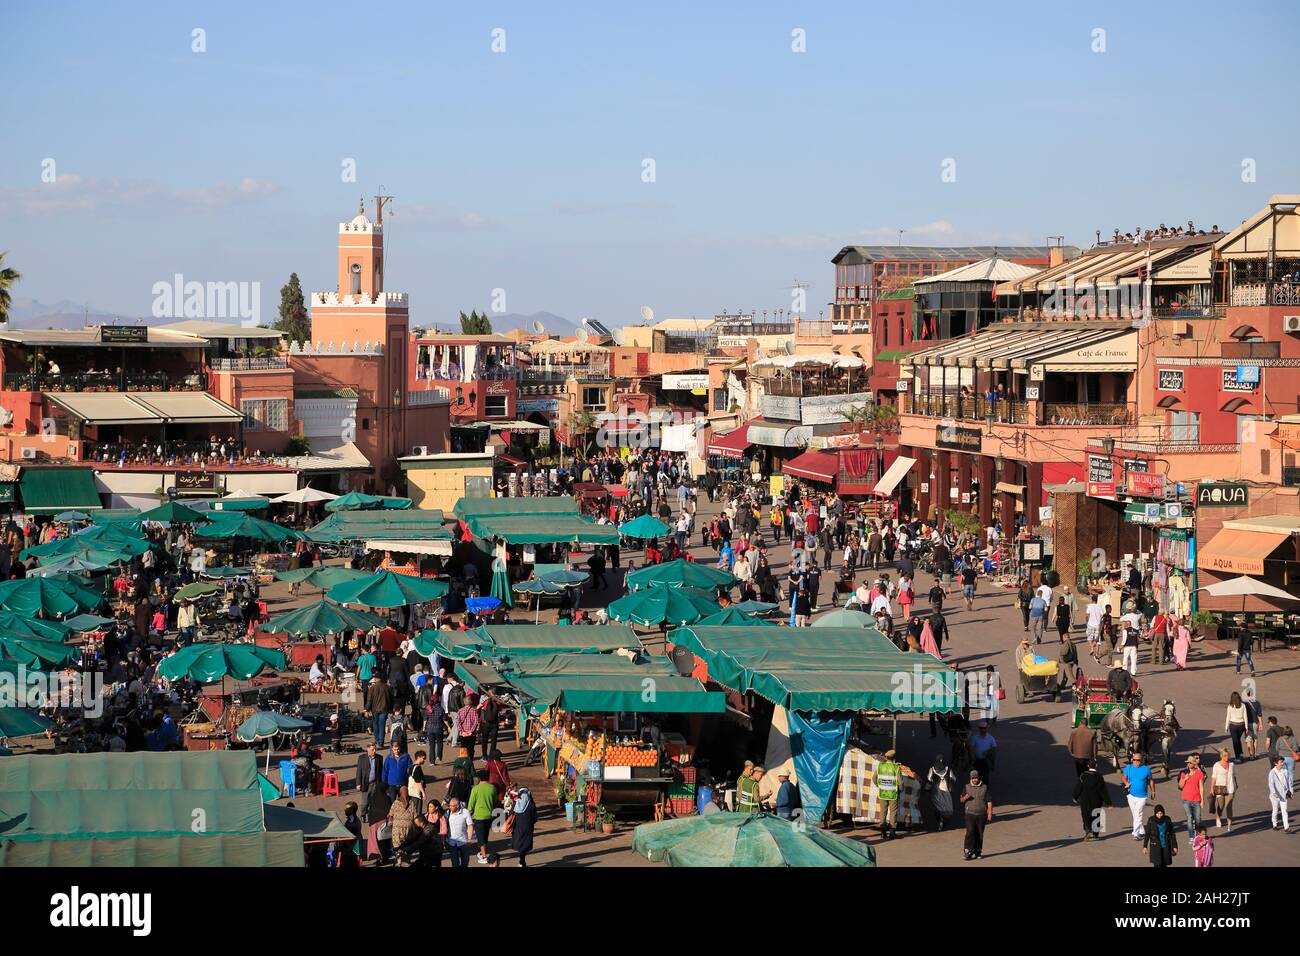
[782,450,839,484]
[1197,528,1290,576]
[995,481,1026,495]
[707,423,752,459]
[365,538,454,557]
[132,392,243,424]
[43,392,163,425]
[747,418,810,448]
[19,467,103,514]
[872,455,915,496]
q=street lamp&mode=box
[1101,437,1115,456]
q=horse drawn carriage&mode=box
[1072,675,1178,776]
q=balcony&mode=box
[85,439,286,469]
[5,369,207,392]
[901,393,1030,425]
[760,375,869,399]
[1042,403,1133,426]
[210,355,288,372]
[522,365,610,383]
[1229,281,1300,307]
[406,388,450,407]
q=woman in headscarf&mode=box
[1142,804,1178,867]
[1072,758,1110,840]
[753,556,777,605]
[362,781,392,864]
[919,617,942,660]
[388,789,416,863]
[1171,615,1191,670]
[925,754,956,829]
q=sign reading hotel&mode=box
[1124,471,1165,498]
[935,424,982,452]
[663,374,710,391]
[1157,369,1184,391]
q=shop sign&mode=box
[1087,481,1116,498]
[1087,455,1113,483]
[896,379,911,392]
[1164,502,1183,519]
[1235,366,1260,385]
[1196,482,1248,507]
[100,325,149,343]
[1222,368,1258,392]
[761,395,801,422]
[1123,459,1148,473]
[173,472,216,492]
[1018,538,1045,564]
[1025,386,1040,400]
[935,424,982,452]
[486,381,510,395]
[517,398,559,414]
[1157,369,1184,391]
[1124,471,1165,497]
[849,319,871,333]
[662,374,709,391]
[920,482,929,494]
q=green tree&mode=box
[459,309,493,334]
[275,273,310,342]
[284,435,312,457]
[0,252,21,325]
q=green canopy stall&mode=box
[0,831,305,867]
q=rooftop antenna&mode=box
[898,229,906,247]
[373,187,394,225]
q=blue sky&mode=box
[3,0,1297,327]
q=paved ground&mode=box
[76,494,1300,867]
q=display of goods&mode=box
[585,733,606,760]
[675,766,697,786]
[668,797,696,817]
[604,745,657,767]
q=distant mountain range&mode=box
[5,300,586,338]
[4,297,137,329]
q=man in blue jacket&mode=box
[773,770,799,820]
[382,740,413,799]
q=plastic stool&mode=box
[320,770,339,797]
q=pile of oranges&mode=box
[604,746,657,767]
[586,735,606,760]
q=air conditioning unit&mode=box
[21,447,37,459]
[1283,315,1300,333]
[411,445,428,457]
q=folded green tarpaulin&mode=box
[0,831,305,867]
[324,491,412,512]
[453,496,579,521]
[463,514,620,545]
[507,672,724,714]
[496,652,677,679]
[304,509,448,543]
[0,751,265,840]
[416,624,641,660]
[669,625,961,714]
[263,803,354,842]
[633,811,877,867]
[18,467,103,514]
[457,660,507,692]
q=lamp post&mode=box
[874,433,885,485]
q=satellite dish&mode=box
[576,326,589,344]
[531,319,546,335]
[611,328,627,346]
[783,340,797,355]
[640,305,654,323]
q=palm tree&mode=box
[0,252,20,325]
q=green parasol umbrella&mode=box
[200,566,255,579]
[632,812,878,868]
[40,574,105,611]
[0,611,71,640]
[21,535,145,563]
[55,511,91,523]
[174,581,222,601]
[260,600,384,637]
[58,613,113,633]
[158,643,286,684]
[327,570,449,609]
[731,600,779,615]
[0,704,52,739]
[325,491,412,512]
[195,513,301,544]
[0,577,85,616]
[489,557,513,610]
[618,515,673,539]
[626,559,736,592]
[136,501,210,526]
[235,711,314,772]
[540,569,590,586]
[273,566,371,590]
[811,609,878,629]
[0,634,81,669]
[608,583,722,627]
[29,556,109,577]
[694,607,777,627]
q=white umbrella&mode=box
[272,487,341,505]
[1196,576,1297,602]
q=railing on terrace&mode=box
[796,320,835,337]
[210,356,288,372]
[761,376,869,398]
[407,388,450,407]
[5,370,207,392]
[1043,402,1133,426]
[86,441,272,467]
[900,393,1029,425]
[1229,281,1300,307]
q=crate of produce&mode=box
[668,797,696,817]
[668,783,695,800]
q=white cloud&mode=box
[0,174,278,215]
[386,203,496,230]
[857,219,957,241]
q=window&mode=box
[464,475,491,498]
[1168,410,1199,443]
[349,262,361,295]
[712,388,727,412]
[484,394,507,417]
[582,386,606,412]
[240,398,288,432]
[361,418,370,430]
